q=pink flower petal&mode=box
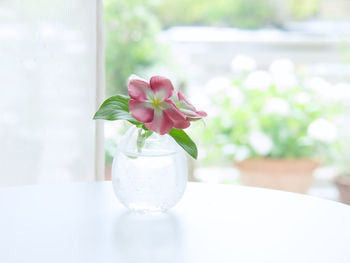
[128,79,152,100]
[128,100,154,123]
[196,110,207,117]
[150,76,174,99]
[171,117,190,129]
[182,109,208,119]
[178,91,195,110]
[163,100,190,129]
[145,110,173,135]
[177,91,207,120]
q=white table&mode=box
[0,182,349,263]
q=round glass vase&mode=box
[112,126,188,213]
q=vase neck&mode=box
[118,126,179,157]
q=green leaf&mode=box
[93,95,141,125]
[169,128,198,159]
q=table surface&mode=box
[0,182,349,263]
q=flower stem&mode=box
[136,128,153,153]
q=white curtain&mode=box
[0,0,104,186]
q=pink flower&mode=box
[128,76,190,135]
[173,91,207,121]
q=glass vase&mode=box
[112,126,188,213]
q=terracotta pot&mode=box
[236,158,319,194]
[105,165,112,181]
[335,175,350,205]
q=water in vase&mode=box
[112,127,188,213]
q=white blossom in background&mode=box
[204,77,245,107]
[202,77,235,117]
[304,78,350,102]
[333,83,350,102]
[269,59,295,75]
[205,76,231,95]
[304,77,332,97]
[269,59,297,91]
[222,144,237,155]
[234,146,250,162]
[230,54,257,73]
[186,92,217,118]
[244,70,272,91]
[263,98,291,116]
[273,72,297,91]
[226,85,245,106]
[295,92,311,104]
[249,131,273,156]
[334,115,350,132]
[307,118,338,143]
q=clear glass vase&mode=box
[112,126,188,213]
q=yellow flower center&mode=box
[152,98,161,107]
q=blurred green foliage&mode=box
[154,0,277,29]
[104,0,161,96]
[103,0,322,96]
[288,0,320,19]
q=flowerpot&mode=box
[112,126,188,213]
[335,175,350,205]
[236,158,318,194]
[105,165,112,181]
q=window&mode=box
[0,0,104,186]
